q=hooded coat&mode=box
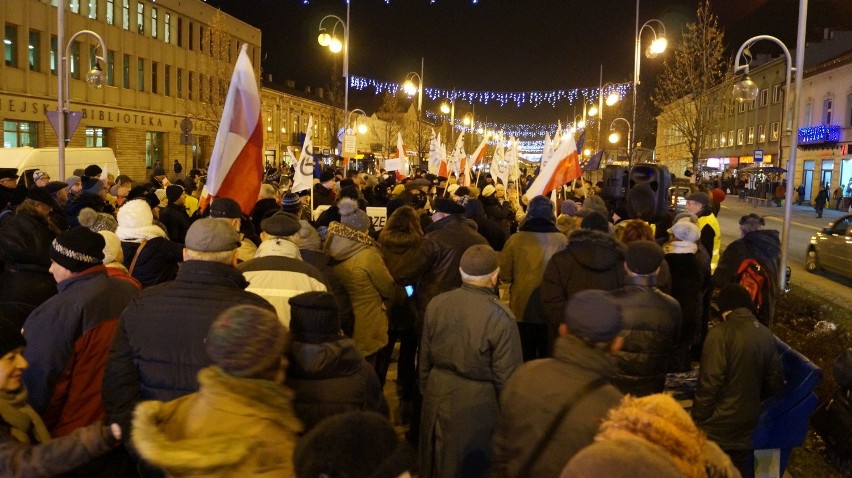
[325,222,395,357]
[286,338,388,431]
[712,229,781,325]
[0,211,58,326]
[539,229,626,343]
[465,199,507,251]
[132,367,302,478]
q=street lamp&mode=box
[608,117,632,157]
[462,112,474,151]
[632,0,667,165]
[54,1,107,179]
[347,108,369,135]
[733,33,802,292]
[318,8,350,144]
[404,65,424,167]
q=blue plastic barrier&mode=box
[752,337,823,474]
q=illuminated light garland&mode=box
[798,124,841,144]
[424,111,595,139]
[349,75,630,108]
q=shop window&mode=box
[3,121,37,148]
[145,132,164,168]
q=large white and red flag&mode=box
[524,131,582,200]
[292,116,315,193]
[202,44,263,215]
[396,132,408,180]
[491,138,507,186]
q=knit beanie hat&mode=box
[459,244,499,276]
[686,191,710,207]
[526,195,555,223]
[65,176,81,189]
[78,207,118,232]
[625,240,665,275]
[338,197,370,233]
[560,199,580,216]
[206,305,288,379]
[81,176,104,195]
[319,168,336,183]
[294,412,415,478]
[32,170,49,183]
[98,230,124,265]
[84,164,103,177]
[166,184,185,204]
[564,290,622,343]
[580,211,609,233]
[288,291,341,342]
[669,220,700,243]
[50,227,106,273]
[0,319,26,358]
[716,283,754,313]
[280,193,302,214]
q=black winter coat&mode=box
[465,199,507,251]
[158,204,192,244]
[121,238,184,288]
[608,275,682,396]
[64,193,114,228]
[286,338,388,431]
[0,212,58,325]
[713,229,781,325]
[664,249,704,371]
[102,260,275,431]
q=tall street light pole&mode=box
[53,3,107,179]
[608,117,633,157]
[440,94,455,146]
[317,4,349,148]
[732,5,808,291]
[403,61,424,168]
[632,0,667,166]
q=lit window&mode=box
[747,126,755,144]
[151,8,158,38]
[164,13,170,43]
[137,3,144,35]
[3,121,38,148]
[737,129,744,145]
[85,127,106,147]
[50,35,57,75]
[106,0,114,25]
[758,124,766,143]
[70,0,80,14]
[122,0,129,30]
[88,0,98,19]
[5,24,18,68]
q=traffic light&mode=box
[626,163,671,221]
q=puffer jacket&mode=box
[0,212,58,326]
[286,338,388,431]
[103,261,275,431]
[500,217,567,323]
[712,229,781,325]
[396,214,489,319]
[325,222,395,357]
[692,308,784,450]
[121,237,184,288]
[132,367,301,478]
[608,274,682,396]
[540,229,626,338]
[22,266,139,438]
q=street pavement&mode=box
[717,198,851,311]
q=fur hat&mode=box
[294,412,414,478]
[481,184,496,197]
[115,199,168,242]
[288,291,341,342]
[580,211,610,233]
[50,227,106,273]
[206,305,288,379]
[338,197,371,233]
[0,320,26,358]
[165,185,184,204]
[185,218,241,253]
[209,197,242,219]
[625,240,664,275]
[78,207,118,232]
[669,220,700,243]
[716,283,754,313]
[261,211,301,237]
[685,191,710,207]
[459,244,499,276]
[26,187,56,208]
[560,199,580,216]
[564,290,622,343]
[98,230,124,265]
[526,195,555,223]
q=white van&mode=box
[0,147,120,186]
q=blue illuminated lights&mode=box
[798,124,841,145]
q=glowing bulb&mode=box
[463,117,471,126]
[606,92,619,106]
[576,120,585,129]
[440,103,450,114]
[403,80,418,96]
[317,32,331,47]
[357,123,368,134]
[609,131,621,144]
[329,37,343,53]
[650,37,668,55]
[733,76,759,103]
[587,105,598,117]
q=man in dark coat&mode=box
[539,212,626,350]
[608,241,682,396]
[24,228,139,438]
[0,168,19,212]
[285,292,387,431]
[157,185,192,244]
[419,245,522,478]
[713,213,780,326]
[693,284,784,478]
[493,290,624,477]
[312,167,337,209]
[103,218,276,433]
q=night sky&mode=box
[211,0,852,133]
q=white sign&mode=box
[384,158,401,171]
[366,207,387,231]
[343,133,357,157]
[754,149,764,162]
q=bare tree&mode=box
[652,0,728,173]
[402,104,432,169]
[186,9,234,132]
[372,92,404,159]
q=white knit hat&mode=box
[98,230,124,265]
[115,199,167,241]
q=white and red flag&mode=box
[201,44,263,215]
[292,116,315,193]
[524,131,582,200]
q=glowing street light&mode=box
[632,1,667,165]
[317,11,350,143]
[608,117,632,156]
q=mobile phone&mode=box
[405,285,415,297]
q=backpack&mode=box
[736,258,770,313]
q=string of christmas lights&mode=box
[349,75,630,108]
[423,111,596,139]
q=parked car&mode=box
[669,179,698,213]
[806,214,852,278]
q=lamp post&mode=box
[632,0,667,165]
[317,5,350,144]
[54,3,107,179]
[440,98,456,145]
[732,26,805,291]
[403,62,424,167]
[462,112,474,151]
[347,108,369,136]
[608,117,632,159]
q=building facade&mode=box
[2,0,260,181]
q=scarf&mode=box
[663,240,698,255]
[0,388,52,445]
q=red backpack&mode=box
[736,258,769,313]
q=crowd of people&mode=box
[0,161,790,477]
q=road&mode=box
[716,199,851,309]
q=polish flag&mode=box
[201,44,263,215]
[524,132,582,200]
[396,132,408,180]
[470,136,488,166]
